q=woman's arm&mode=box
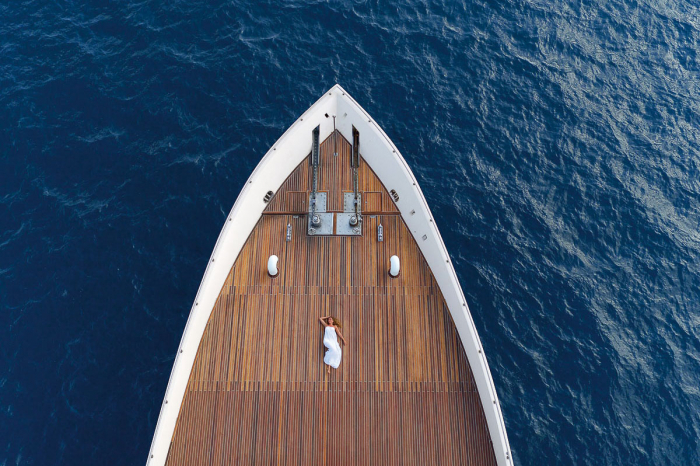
[335,327,346,345]
[318,317,329,327]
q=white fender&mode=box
[268,255,279,277]
[389,255,400,277]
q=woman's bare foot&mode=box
[326,365,330,374]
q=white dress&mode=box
[323,326,342,368]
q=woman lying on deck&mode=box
[319,316,346,374]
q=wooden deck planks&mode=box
[165,132,497,465]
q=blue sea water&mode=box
[1,0,699,464]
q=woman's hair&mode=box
[328,316,341,329]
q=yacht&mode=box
[147,85,512,465]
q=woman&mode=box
[319,316,346,374]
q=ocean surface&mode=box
[1,0,699,464]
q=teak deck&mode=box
[165,132,497,465]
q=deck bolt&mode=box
[180,349,183,353]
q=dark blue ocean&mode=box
[1,0,699,464]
